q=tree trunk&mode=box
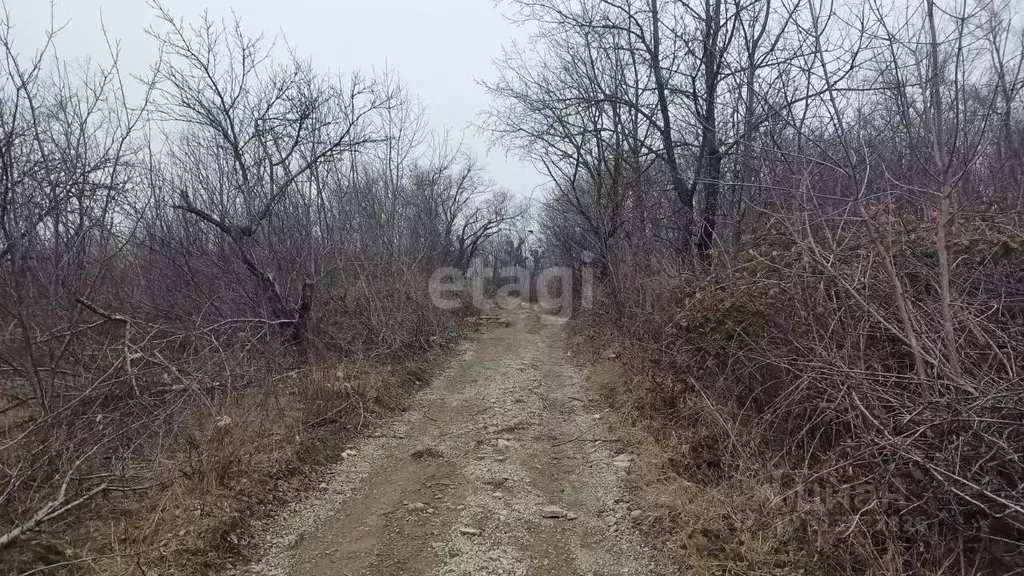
[649,0,694,257]
[697,145,722,260]
[287,280,315,348]
[926,0,962,378]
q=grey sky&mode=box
[6,0,545,197]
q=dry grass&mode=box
[580,354,823,575]
[576,213,1024,575]
[0,267,468,576]
[0,348,452,576]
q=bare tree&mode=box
[148,3,390,346]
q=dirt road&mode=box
[243,305,674,576]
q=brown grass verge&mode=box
[577,327,823,573]
[1,345,461,576]
[576,345,827,576]
[571,213,1024,575]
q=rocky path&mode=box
[243,306,675,576]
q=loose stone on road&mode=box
[243,305,675,576]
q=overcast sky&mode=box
[6,0,545,197]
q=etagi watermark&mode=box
[428,256,595,316]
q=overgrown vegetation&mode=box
[583,215,1024,574]
[4,0,1024,572]
[486,0,1024,573]
[0,4,521,573]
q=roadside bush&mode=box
[585,213,1024,575]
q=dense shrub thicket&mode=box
[485,0,1024,572]
[0,5,523,566]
